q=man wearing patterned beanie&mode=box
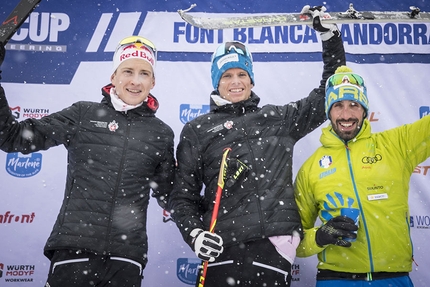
[169,5,347,287]
[294,65,430,286]
[0,36,175,287]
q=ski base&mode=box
[178,4,430,30]
[0,0,42,45]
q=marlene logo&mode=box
[179,104,210,124]
[5,153,42,178]
[176,258,200,285]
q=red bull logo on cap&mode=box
[112,42,156,73]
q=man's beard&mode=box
[331,118,362,142]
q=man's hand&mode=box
[301,5,340,41]
[190,228,224,262]
[316,216,358,247]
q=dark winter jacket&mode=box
[169,35,346,248]
[0,84,175,266]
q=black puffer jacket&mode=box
[170,36,345,248]
[0,84,175,266]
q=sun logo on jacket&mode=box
[320,192,356,222]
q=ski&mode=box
[178,4,430,30]
[0,0,42,45]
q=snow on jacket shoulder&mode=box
[295,116,430,273]
[0,84,175,266]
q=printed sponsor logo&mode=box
[367,193,388,201]
[176,258,200,285]
[9,106,50,120]
[320,192,357,222]
[163,209,173,223]
[179,104,210,124]
[419,106,429,118]
[0,211,35,224]
[361,154,382,164]
[6,12,70,53]
[410,215,430,229]
[177,258,300,286]
[174,22,430,46]
[6,153,42,178]
[366,185,384,191]
[108,120,119,132]
[4,7,427,85]
[291,263,300,281]
[413,166,430,176]
[319,155,332,169]
[319,168,336,179]
[368,111,379,122]
[223,120,234,129]
[0,262,36,282]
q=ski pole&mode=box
[197,147,231,287]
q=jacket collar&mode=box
[209,90,260,115]
[101,84,159,115]
[320,119,372,147]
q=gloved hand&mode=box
[316,216,358,247]
[301,5,340,41]
[190,228,224,262]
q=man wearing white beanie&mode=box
[0,36,175,287]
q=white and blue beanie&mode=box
[210,42,254,90]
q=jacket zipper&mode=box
[105,114,131,249]
[239,111,266,236]
[345,144,375,272]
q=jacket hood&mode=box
[101,83,160,114]
[320,118,372,147]
[209,90,260,115]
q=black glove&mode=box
[189,228,223,262]
[301,5,340,40]
[225,158,249,188]
[316,216,358,247]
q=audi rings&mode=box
[362,154,382,164]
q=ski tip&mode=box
[177,3,197,15]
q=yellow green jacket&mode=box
[294,115,430,273]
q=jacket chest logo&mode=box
[90,120,119,132]
[223,121,234,129]
[319,155,333,168]
[206,120,234,133]
[108,120,119,132]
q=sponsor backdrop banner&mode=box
[0,0,429,286]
